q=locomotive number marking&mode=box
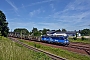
[55,40,58,41]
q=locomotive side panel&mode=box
[41,36,69,46]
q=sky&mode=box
[0,0,90,31]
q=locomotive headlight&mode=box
[65,41,69,43]
[64,41,67,43]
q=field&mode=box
[19,39,90,60]
[0,36,51,60]
[69,37,90,44]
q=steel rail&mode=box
[9,37,66,60]
[68,44,90,55]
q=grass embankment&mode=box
[19,39,90,60]
[69,38,90,44]
[0,36,51,60]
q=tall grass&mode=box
[69,37,90,44]
[0,36,51,60]
[19,39,90,60]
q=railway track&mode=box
[9,37,66,60]
[9,37,90,56]
[29,38,90,55]
[31,38,90,56]
[68,44,90,55]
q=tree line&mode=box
[13,27,67,36]
[80,29,90,36]
[13,28,90,36]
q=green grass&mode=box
[69,38,90,44]
[0,36,51,60]
[19,39,90,60]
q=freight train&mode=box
[8,32,69,46]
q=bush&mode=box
[34,43,41,48]
[81,36,86,40]
[73,37,77,40]
[34,43,36,47]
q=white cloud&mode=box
[9,22,36,31]
[50,4,54,9]
[29,0,57,6]
[29,9,41,17]
[51,0,90,22]
[5,0,20,16]
[5,0,18,11]
[21,0,58,8]
[50,4,56,12]
[21,4,26,10]
[43,10,45,13]
[64,0,90,11]
[40,0,90,30]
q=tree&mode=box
[62,28,67,32]
[42,28,48,35]
[29,31,32,35]
[32,27,38,33]
[80,29,90,36]
[0,10,9,37]
[56,29,61,32]
[31,27,42,36]
[14,28,29,35]
[33,31,41,36]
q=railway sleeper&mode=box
[84,49,90,55]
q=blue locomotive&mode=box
[40,35,69,46]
